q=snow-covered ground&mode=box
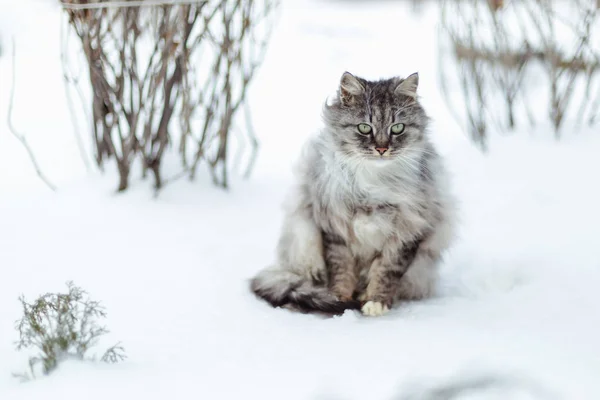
[1,1,600,399]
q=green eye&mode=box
[357,123,372,134]
[390,123,405,135]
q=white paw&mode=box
[361,301,389,317]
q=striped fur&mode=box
[250,72,456,316]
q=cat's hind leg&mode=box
[395,215,454,300]
[277,197,326,283]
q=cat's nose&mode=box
[375,147,388,155]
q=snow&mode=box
[1,0,600,399]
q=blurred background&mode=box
[0,0,598,195]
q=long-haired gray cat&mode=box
[251,72,455,316]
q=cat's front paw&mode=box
[361,301,389,317]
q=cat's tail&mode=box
[250,267,360,315]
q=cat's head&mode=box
[323,72,429,164]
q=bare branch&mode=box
[8,38,57,192]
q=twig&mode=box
[242,98,259,179]
[152,166,192,198]
[60,16,92,171]
[7,38,57,192]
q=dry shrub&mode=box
[61,0,278,191]
[439,0,600,150]
[14,281,125,380]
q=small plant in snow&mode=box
[14,281,125,380]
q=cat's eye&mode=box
[390,123,405,135]
[357,123,372,135]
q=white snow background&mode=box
[1,0,600,399]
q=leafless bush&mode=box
[14,281,125,381]
[439,0,600,150]
[60,0,278,192]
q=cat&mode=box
[250,71,455,316]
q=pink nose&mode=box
[375,147,388,155]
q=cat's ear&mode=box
[339,72,365,105]
[394,72,419,99]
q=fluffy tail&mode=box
[250,267,360,315]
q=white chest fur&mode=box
[350,208,396,256]
[318,153,429,254]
